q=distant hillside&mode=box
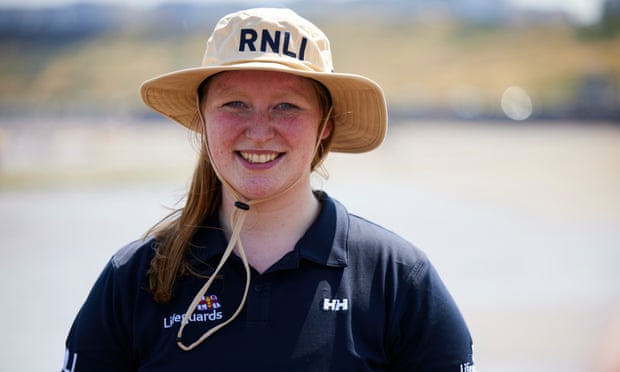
[1,2,619,121]
[0,0,527,39]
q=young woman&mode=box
[64,8,475,371]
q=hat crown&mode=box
[202,8,333,73]
[141,7,387,154]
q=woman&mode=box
[64,8,475,371]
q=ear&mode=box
[320,117,333,140]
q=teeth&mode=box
[240,152,279,164]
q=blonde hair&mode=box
[147,77,334,303]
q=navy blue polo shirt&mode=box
[64,192,474,371]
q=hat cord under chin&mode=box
[176,96,332,351]
[176,199,251,351]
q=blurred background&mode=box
[1,0,619,371]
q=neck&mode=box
[219,182,320,273]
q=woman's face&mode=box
[201,70,331,201]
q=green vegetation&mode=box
[1,19,619,116]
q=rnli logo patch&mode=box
[197,295,221,311]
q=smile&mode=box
[239,151,281,164]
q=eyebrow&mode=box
[208,77,316,104]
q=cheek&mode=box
[288,120,323,157]
[204,115,239,149]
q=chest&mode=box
[132,264,388,371]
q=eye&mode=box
[273,102,299,112]
[223,101,246,109]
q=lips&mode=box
[239,151,281,164]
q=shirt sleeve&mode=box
[388,259,475,371]
[63,260,138,371]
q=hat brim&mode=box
[140,62,388,153]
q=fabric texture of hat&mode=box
[140,8,387,153]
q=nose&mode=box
[245,111,275,142]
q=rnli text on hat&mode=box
[239,28,308,61]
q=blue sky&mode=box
[0,0,606,24]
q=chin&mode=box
[236,184,281,201]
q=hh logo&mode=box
[197,295,221,311]
[322,298,349,312]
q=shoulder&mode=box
[325,195,431,280]
[337,198,427,259]
[100,237,158,288]
[110,237,157,269]
[79,238,157,314]
[347,212,417,252]
[349,213,431,278]
[327,195,475,368]
[65,239,158,368]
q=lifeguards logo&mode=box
[163,294,223,329]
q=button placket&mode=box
[246,275,272,326]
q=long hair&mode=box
[147,76,334,303]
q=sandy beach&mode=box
[0,117,619,371]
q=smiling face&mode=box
[200,70,332,201]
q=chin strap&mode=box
[176,199,251,351]
[176,95,332,351]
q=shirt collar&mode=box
[295,191,348,267]
[189,191,349,268]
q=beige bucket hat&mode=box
[140,7,387,153]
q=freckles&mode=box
[206,115,241,143]
[281,116,317,137]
